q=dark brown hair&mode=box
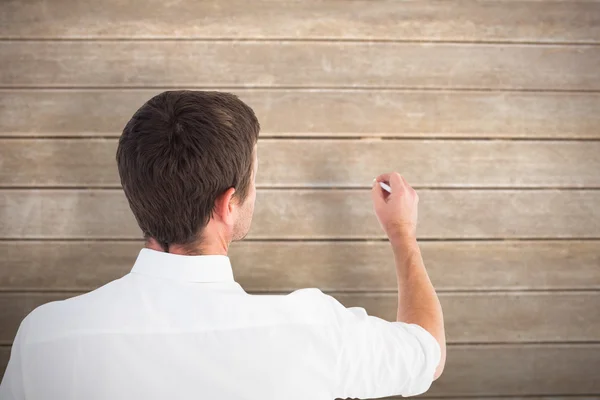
[116,90,260,252]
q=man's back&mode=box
[1,248,440,400]
[2,252,341,400]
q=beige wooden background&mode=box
[1,1,600,398]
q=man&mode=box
[0,91,446,399]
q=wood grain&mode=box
[424,344,600,396]
[1,0,599,397]
[3,138,600,188]
[1,0,598,43]
[0,292,598,344]
[1,90,599,138]
[1,240,599,292]
[1,189,598,239]
[338,292,600,343]
[0,343,598,397]
[2,42,598,90]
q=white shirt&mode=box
[0,248,440,400]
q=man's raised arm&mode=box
[372,172,446,379]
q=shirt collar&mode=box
[130,248,235,283]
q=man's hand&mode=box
[371,172,419,241]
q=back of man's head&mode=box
[116,90,260,253]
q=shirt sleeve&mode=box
[325,293,441,399]
[0,317,28,399]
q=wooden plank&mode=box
[1,189,599,239]
[2,42,599,90]
[1,90,599,139]
[0,292,598,344]
[424,344,600,396]
[3,139,600,188]
[0,343,597,397]
[337,292,600,343]
[1,0,598,43]
[0,138,118,187]
[1,240,599,292]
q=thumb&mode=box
[371,178,386,208]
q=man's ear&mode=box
[213,187,237,224]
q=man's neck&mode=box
[145,237,228,256]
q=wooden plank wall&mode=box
[1,1,599,398]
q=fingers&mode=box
[371,177,386,206]
[389,172,405,192]
[395,174,419,202]
[374,173,391,185]
[373,172,414,197]
[375,172,408,192]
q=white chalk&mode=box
[379,181,392,193]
